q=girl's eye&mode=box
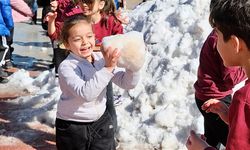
[87,35,93,39]
[73,38,82,42]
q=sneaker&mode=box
[0,67,8,77]
[114,95,123,106]
[4,61,13,69]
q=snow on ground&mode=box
[0,0,214,149]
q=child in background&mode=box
[45,0,83,76]
[78,0,123,48]
[187,0,250,149]
[5,0,34,69]
[0,0,14,82]
[56,14,140,150]
[193,0,246,148]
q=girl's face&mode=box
[79,0,105,16]
[65,21,95,62]
[215,28,238,67]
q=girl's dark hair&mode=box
[60,14,91,44]
[209,0,250,48]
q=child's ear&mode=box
[63,42,70,50]
[99,1,105,10]
[231,35,248,54]
[230,35,241,54]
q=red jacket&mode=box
[194,30,246,101]
[226,79,250,150]
[93,15,123,46]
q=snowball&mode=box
[102,31,146,72]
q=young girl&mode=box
[56,14,140,150]
[47,0,125,145]
[78,0,125,143]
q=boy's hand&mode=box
[186,130,210,150]
[202,99,229,124]
[101,46,120,72]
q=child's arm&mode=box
[101,46,140,89]
[46,12,58,36]
[202,99,229,124]
[186,130,215,150]
[115,8,129,25]
[45,0,58,37]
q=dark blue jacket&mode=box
[0,0,14,36]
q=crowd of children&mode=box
[1,0,250,149]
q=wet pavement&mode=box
[12,20,53,70]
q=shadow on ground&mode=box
[0,97,56,149]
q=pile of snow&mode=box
[0,0,214,149]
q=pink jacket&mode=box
[10,0,33,22]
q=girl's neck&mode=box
[90,12,102,24]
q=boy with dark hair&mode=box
[193,0,246,149]
[187,0,250,149]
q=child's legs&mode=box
[89,110,115,150]
[0,36,9,65]
[106,82,117,133]
[195,95,231,148]
[5,28,14,61]
[53,46,68,74]
[56,118,89,150]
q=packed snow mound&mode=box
[102,31,146,72]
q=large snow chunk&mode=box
[102,31,146,72]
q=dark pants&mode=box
[5,28,14,61]
[0,36,8,63]
[53,47,68,74]
[106,82,117,134]
[56,110,115,150]
[195,95,231,149]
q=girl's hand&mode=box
[101,46,121,72]
[44,12,57,23]
[115,8,129,25]
[50,0,59,12]
[186,130,211,150]
[202,99,229,124]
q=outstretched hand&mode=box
[186,130,210,150]
[201,99,229,124]
[115,8,129,25]
[44,12,57,23]
[101,46,121,72]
